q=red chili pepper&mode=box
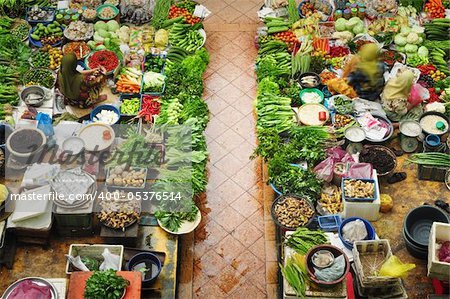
[88,50,119,72]
[139,95,161,122]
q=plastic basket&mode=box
[342,178,378,202]
[119,94,141,117]
[352,239,400,288]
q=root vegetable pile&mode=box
[274,197,314,228]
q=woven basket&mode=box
[352,239,399,288]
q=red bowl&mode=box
[305,244,350,287]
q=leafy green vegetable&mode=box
[84,270,129,299]
[280,254,308,297]
[268,155,323,201]
[284,228,328,254]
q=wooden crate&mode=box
[428,222,450,280]
[353,239,400,288]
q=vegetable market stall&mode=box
[0,0,212,297]
[256,0,450,297]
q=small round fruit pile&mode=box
[273,31,299,52]
[168,5,201,25]
[48,48,63,70]
[429,69,446,81]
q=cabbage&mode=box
[406,32,419,44]
[405,44,418,53]
[335,18,347,32]
[394,34,407,46]
[107,20,120,32]
[346,17,361,30]
[353,23,365,34]
[87,40,97,49]
[411,25,424,34]
[417,36,423,44]
[98,29,110,38]
[94,21,107,31]
[400,26,411,36]
[418,46,429,57]
[93,32,104,43]
[396,46,405,52]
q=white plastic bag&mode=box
[99,248,121,271]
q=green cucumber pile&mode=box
[30,21,63,43]
[169,23,204,53]
[31,50,50,68]
[264,16,291,34]
[23,68,55,88]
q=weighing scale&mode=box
[399,120,421,153]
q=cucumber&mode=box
[267,26,290,34]
[30,33,40,40]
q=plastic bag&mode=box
[379,256,415,278]
[342,219,368,243]
[36,112,54,137]
[347,163,373,179]
[99,248,120,271]
[155,29,168,49]
[314,147,354,182]
[314,255,346,282]
[408,83,429,107]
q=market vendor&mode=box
[346,44,385,101]
[381,70,415,121]
[57,53,107,109]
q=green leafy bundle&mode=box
[84,270,129,299]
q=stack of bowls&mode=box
[403,205,449,259]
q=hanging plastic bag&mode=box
[379,256,416,278]
[36,112,54,137]
[408,83,429,107]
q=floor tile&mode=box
[230,140,255,164]
[231,219,263,248]
[265,240,278,262]
[212,265,244,294]
[194,280,226,299]
[266,262,279,284]
[195,250,228,278]
[230,192,261,218]
[215,178,246,204]
[216,6,243,24]
[193,265,210,291]
[206,95,229,117]
[248,236,266,261]
[215,105,245,127]
[207,165,228,189]
[216,63,244,82]
[229,284,266,299]
[205,117,227,140]
[214,234,246,263]
[232,72,257,93]
[245,264,267,294]
[215,83,247,105]
[214,153,246,177]
[214,205,246,233]
[200,220,228,247]
[231,249,264,276]
[205,72,231,93]
[248,208,264,232]
[215,129,246,153]
[229,0,260,14]
[207,140,229,164]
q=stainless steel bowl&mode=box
[20,85,46,107]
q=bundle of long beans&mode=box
[408,152,450,167]
[285,227,328,254]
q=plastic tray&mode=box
[28,25,64,48]
[26,7,56,25]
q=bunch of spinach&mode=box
[84,270,129,299]
[268,155,322,201]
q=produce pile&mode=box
[0,0,210,235]
[258,0,450,296]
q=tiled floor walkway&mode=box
[179,0,279,298]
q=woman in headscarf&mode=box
[58,53,107,108]
[346,43,386,101]
[381,70,415,121]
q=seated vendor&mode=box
[381,70,415,122]
[57,53,107,109]
[347,44,385,101]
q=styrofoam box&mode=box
[427,222,450,281]
[65,244,124,275]
[343,170,380,221]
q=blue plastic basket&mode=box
[318,215,342,232]
[28,25,64,48]
[90,104,120,124]
[341,178,378,202]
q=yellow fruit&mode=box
[380,194,393,213]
